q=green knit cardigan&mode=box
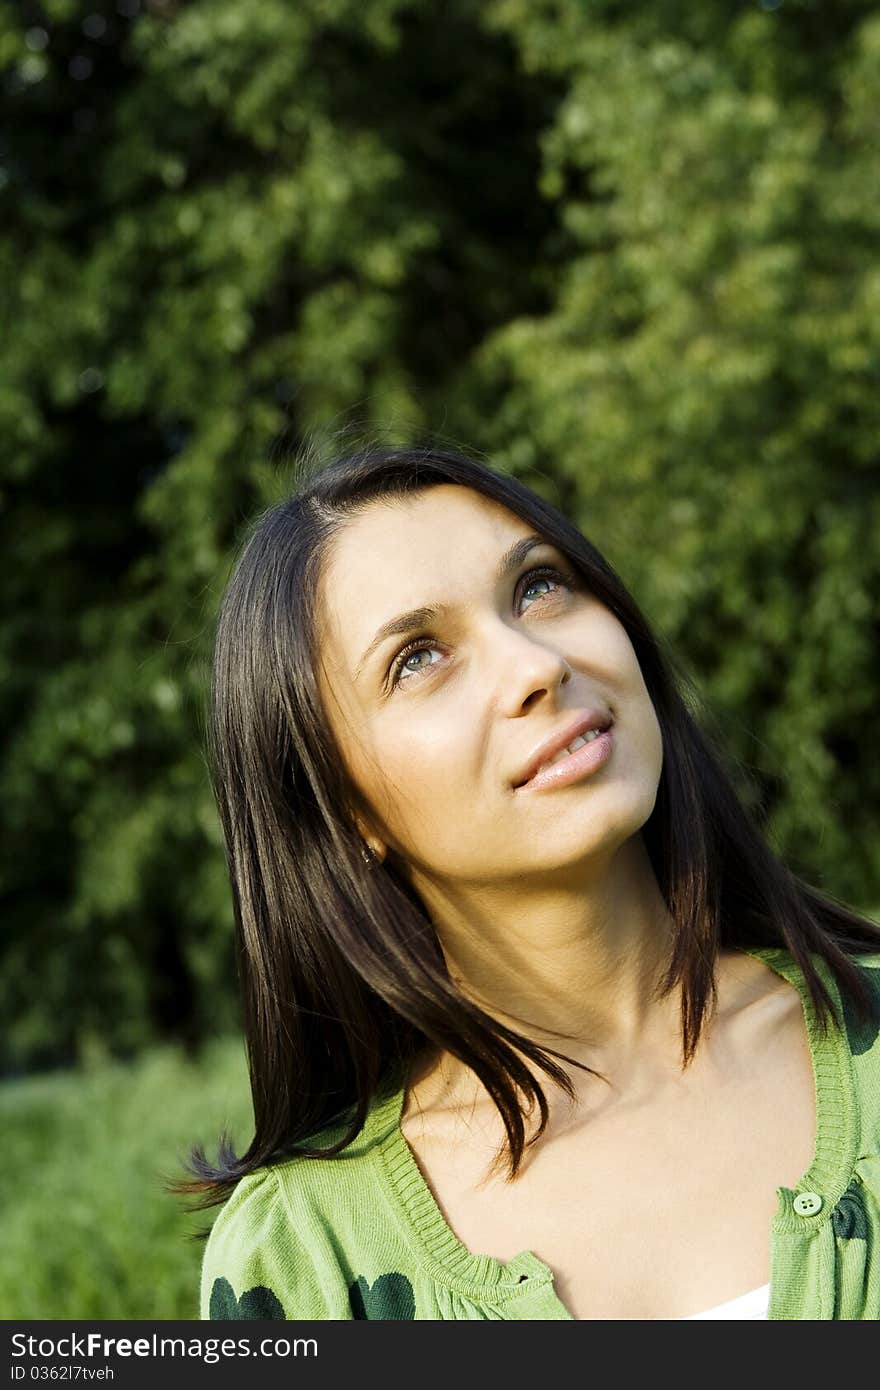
[201,947,880,1320]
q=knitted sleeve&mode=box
[199,1166,338,1320]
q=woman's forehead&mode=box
[316,486,541,678]
[323,486,528,585]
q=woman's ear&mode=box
[353,815,387,866]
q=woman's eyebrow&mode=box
[354,533,549,681]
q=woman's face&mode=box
[316,485,663,886]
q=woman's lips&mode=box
[513,727,614,793]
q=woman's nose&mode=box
[488,623,572,716]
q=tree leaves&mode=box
[1,0,876,1070]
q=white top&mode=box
[682,1283,770,1320]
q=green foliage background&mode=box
[1,1039,251,1317]
[1,0,878,1086]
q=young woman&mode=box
[180,445,880,1320]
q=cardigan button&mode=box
[793,1191,823,1216]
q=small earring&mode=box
[361,842,377,867]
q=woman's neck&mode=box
[411,834,682,1065]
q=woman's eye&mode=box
[518,566,570,610]
[389,639,443,688]
[388,565,573,689]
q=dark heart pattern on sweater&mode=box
[831,1184,868,1241]
[840,966,880,1057]
[349,1271,415,1319]
[209,1276,286,1319]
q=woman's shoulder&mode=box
[836,949,880,1058]
[199,1167,293,1319]
[744,942,880,1021]
[199,1154,370,1321]
[199,1086,407,1320]
[743,942,880,1103]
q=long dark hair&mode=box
[171,444,880,1211]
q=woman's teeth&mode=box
[535,729,602,776]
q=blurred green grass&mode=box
[1,1036,253,1319]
